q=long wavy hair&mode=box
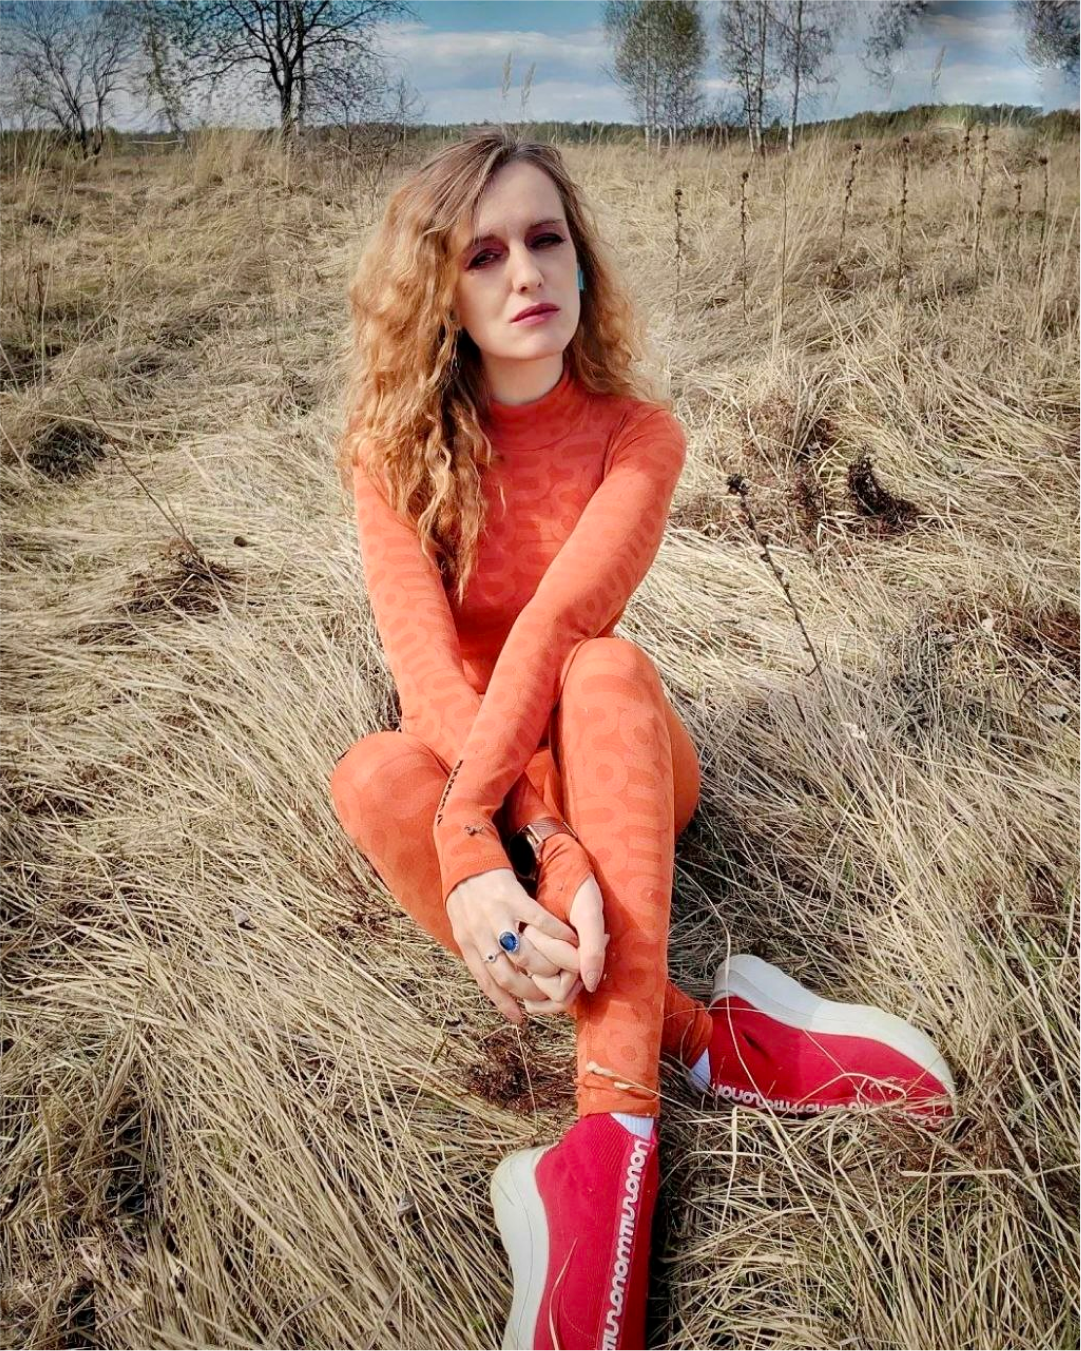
[337,128,668,606]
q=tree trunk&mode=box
[755,0,768,158]
[279,73,295,135]
[787,0,803,152]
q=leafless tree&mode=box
[135,0,201,134]
[603,1,706,149]
[0,0,140,155]
[658,2,708,144]
[861,0,929,94]
[308,55,421,145]
[308,58,422,208]
[1013,0,1080,76]
[146,0,415,136]
[716,0,783,155]
[306,42,385,125]
[776,0,840,152]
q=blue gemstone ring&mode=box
[497,928,521,957]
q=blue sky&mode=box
[96,0,1077,128]
[371,0,1079,124]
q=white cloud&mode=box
[925,11,1017,44]
[102,4,1077,131]
[375,19,611,85]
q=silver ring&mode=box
[497,928,521,957]
[484,951,500,963]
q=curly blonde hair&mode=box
[337,127,668,606]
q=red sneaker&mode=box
[491,1113,658,1350]
[692,955,955,1123]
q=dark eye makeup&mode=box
[467,234,566,270]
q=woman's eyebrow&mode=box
[467,218,564,248]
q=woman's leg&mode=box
[527,714,713,1074]
[547,637,706,1120]
[329,723,712,1067]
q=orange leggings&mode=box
[330,637,714,1118]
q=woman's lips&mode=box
[512,307,559,325]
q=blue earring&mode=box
[577,265,585,292]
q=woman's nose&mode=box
[508,241,544,288]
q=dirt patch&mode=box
[25,421,108,480]
[0,339,65,390]
[847,454,922,533]
[465,1025,574,1113]
[670,488,738,540]
[938,594,1080,681]
[75,544,246,645]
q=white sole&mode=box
[695,953,955,1112]
[491,1145,552,1351]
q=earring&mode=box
[577,265,585,292]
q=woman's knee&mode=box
[329,730,432,826]
[560,635,661,697]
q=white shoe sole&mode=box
[491,1145,552,1351]
[692,953,955,1114]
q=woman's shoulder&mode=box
[600,391,685,447]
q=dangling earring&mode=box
[577,265,585,292]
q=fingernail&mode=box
[585,969,600,991]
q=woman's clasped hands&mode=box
[444,830,608,1027]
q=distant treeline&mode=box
[383,104,1081,148]
[2,103,1077,164]
[316,102,1081,149]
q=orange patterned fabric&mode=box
[334,361,714,1115]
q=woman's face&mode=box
[451,160,580,377]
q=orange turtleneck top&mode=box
[350,361,688,907]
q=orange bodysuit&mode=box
[330,360,714,1118]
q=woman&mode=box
[330,130,955,1351]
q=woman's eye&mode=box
[469,235,564,269]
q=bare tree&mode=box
[308,58,422,207]
[603,1,706,150]
[135,0,202,134]
[0,0,140,155]
[717,0,758,149]
[658,1,708,144]
[603,1,661,149]
[776,0,839,152]
[147,0,415,136]
[716,1,782,155]
[304,41,417,135]
[862,0,929,94]
[1013,0,1080,76]
[858,0,1079,113]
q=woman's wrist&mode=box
[503,773,557,837]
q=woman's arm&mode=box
[432,406,688,906]
[351,463,555,879]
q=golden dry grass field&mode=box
[2,124,1079,1350]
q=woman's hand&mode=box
[445,868,580,1026]
[516,831,609,1013]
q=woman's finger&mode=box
[522,976,584,1016]
[568,877,608,993]
[488,951,549,1003]
[517,897,579,947]
[506,931,559,978]
[529,968,580,1003]
[519,923,582,975]
[461,946,523,1025]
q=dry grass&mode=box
[1,123,1078,1350]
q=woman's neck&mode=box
[481,359,588,452]
[482,353,566,407]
